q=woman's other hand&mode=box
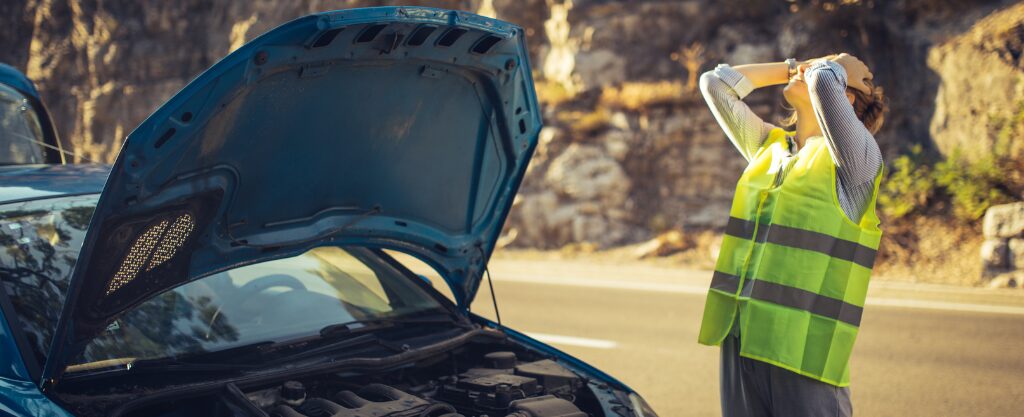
[830,53,873,94]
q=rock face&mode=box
[2,0,481,162]
[928,2,1024,162]
[2,0,1022,250]
[512,142,636,248]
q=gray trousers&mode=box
[721,335,852,417]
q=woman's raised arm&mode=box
[698,62,789,161]
[804,59,884,221]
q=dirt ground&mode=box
[495,217,988,287]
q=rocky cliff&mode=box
[928,2,1024,161]
[3,0,1022,255]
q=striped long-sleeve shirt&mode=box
[698,60,884,223]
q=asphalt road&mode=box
[433,257,1024,417]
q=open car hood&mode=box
[41,7,540,387]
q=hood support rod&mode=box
[485,266,502,328]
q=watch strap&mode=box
[785,58,798,78]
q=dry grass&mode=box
[554,107,612,135]
[599,80,689,111]
[497,216,987,287]
[670,42,706,92]
[873,216,984,285]
[535,79,575,107]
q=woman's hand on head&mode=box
[792,57,828,82]
[830,53,873,94]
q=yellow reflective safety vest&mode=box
[698,128,883,387]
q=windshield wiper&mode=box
[69,314,471,376]
[63,355,261,378]
[262,332,397,366]
[267,316,472,366]
[318,314,468,338]
[71,334,380,377]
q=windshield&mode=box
[0,195,96,365]
[0,83,46,165]
[0,195,449,371]
[72,246,447,368]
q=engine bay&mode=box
[249,350,588,417]
[64,334,620,417]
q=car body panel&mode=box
[0,64,40,100]
[470,316,632,392]
[41,7,540,387]
[469,316,638,417]
[0,63,65,164]
[0,290,71,415]
[0,165,109,204]
[0,378,73,417]
[0,298,31,381]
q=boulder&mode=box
[981,238,1009,269]
[601,129,632,161]
[507,191,566,248]
[573,48,628,90]
[545,143,631,206]
[1009,238,1024,270]
[983,202,1024,238]
[506,191,635,248]
[986,271,1021,289]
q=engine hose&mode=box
[417,403,462,417]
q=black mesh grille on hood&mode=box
[69,191,222,345]
[106,214,195,295]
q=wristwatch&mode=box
[785,58,798,79]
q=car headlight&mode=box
[628,392,660,417]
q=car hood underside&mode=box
[40,7,540,387]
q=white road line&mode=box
[492,273,1024,316]
[865,298,1024,315]
[525,332,619,349]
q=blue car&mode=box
[0,62,65,165]
[0,7,659,417]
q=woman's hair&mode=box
[849,85,887,134]
[780,78,888,135]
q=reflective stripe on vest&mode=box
[724,217,877,268]
[710,271,864,326]
[697,128,883,387]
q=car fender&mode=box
[0,377,73,417]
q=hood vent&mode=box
[312,28,344,48]
[106,213,195,295]
[406,25,436,46]
[437,28,467,46]
[471,35,502,54]
[356,24,387,43]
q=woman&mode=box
[695,54,886,417]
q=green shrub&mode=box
[878,145,934,219]
[878,144,1020,223]
[989,99,1024,160]
[934,151,1012,221]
